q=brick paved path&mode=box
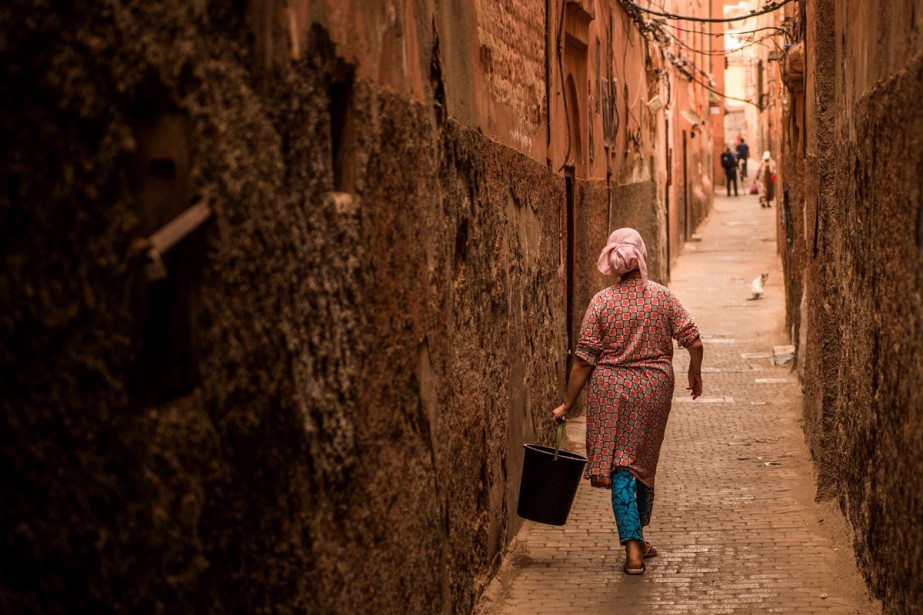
[476,194,880,614]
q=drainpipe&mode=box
[545,0,553,166]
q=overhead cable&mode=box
[661,22,793,42]
[667,29,782,57]
[675,65,762,109]
[620,0,797,24]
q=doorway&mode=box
[565,166,576,378]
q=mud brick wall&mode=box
[475,0,547,148]
[611,180,666,284]
[0,3,578,613]
[791,2,923,611]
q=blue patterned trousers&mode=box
[610,468,654,543]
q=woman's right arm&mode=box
[685,337,704,399]
[552,298,602,425]
[552,356,594,425]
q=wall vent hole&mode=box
[150,158,177,179]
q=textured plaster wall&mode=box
[0,0,724,611]
[784,1,923,612]
[475,0,547,160]
[611,180,666,284]
[0,3,568,613]
[570,179,612,349]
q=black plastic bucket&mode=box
[517,424,587,526]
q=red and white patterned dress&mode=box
[575,277,699,490]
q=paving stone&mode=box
[475,195,880,615]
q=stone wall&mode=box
[571,178,612,348]
[611,180,666,283]
[782,1,923,611]
[475,0,547,158]
[0,0,723,612]
[0,3,570,613]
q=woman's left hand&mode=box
[687,371,703,400]
[551,403,569,425]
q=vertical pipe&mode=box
[758,59,765,111]
[545,0,553,164]
[683,129,689,242]
[565,169,576,380]
[665,117,672,279]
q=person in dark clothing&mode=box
[720,146,739,196]
[736,138,750,179]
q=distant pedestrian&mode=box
[757,151,775,208]
[736,138,750,179]
[552,228,704,575]
[720,146,739,196]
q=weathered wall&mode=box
[611,180,666,283]
[603,1,715,277]
[571,178,612,349]
[0,1,724,612]
[781,1,923,612]
[475,0,547,161]
[0,2,568,613]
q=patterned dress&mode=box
[575,277,699,491]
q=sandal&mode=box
[623,561,645,575]
[643,542,658,558]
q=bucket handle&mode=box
[554,422,564,461]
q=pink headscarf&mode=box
[597,228,648,283]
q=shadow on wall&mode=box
[0,6,572,615]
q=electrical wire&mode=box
[583,0,788,151]
[616,0,793,102]
[603,11,620,146]
[660,22,793,41]
[556,0,570,171]
[674,63,762,109]
[615,7,643,153]
[620,0,798,24]
[661,42,715,81]
[667,28,781,57]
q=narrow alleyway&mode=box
[477,193,880,614]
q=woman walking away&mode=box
[757,150,776,208]
[552,228,704,575]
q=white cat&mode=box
[749,273,769,300]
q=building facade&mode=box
[0,1,715,612]
[775,1,923,612]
